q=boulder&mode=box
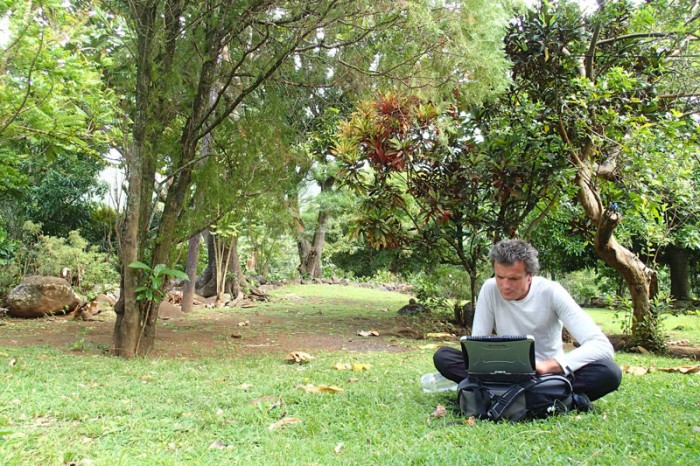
[158,300,185,320]
[397,298,429,316]
[6,276,80,318]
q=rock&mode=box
[94,293,116,306]
[6,276,80,318]
[397,298,428,316]
[158,301,185,320]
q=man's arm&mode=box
[552,282,614,374]
[536,358,563,374]
[471,280,496,336]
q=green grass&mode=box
[0,286,699,465]
[587,308,700,345]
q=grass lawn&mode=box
[0,285,698,465]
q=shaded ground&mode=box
[0,299,454,359]
[1,287,698,359]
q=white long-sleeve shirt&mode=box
[472,276,614,374]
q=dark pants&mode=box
[433,346,622,402]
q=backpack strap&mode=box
[487,377,539,421]
[488,375,574,421]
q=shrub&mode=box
[558,268,611,305]
[29,230,119,299]
[410,265,472,314]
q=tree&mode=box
[107,0,513,356]
[0,1,118,235]
[504,0,700,349]
[335,92,570,324]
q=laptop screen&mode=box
[460,335,536,378]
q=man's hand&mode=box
[536,358,563,375]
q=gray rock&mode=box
[6,276,80,318]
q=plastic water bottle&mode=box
[420,372,458,393]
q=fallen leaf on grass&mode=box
[8,358,16,367]
[357,329,380,337]
[268,417,302,431]
[333,362,371,371]
[334,442,344,454]
[656,365,700,374]
[426,404,447,423]
[425,333,455,340]
[208,440,228,450]
[237,383,253,390]
[464,416,477,426]
[237,320,250,327]
[247,396,282,410]
[284,351,315,364]
[621,365,650,376]
[298,384,345,393]
[417,343,439,350]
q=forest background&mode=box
[1,0,700,357]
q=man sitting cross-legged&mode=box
[433,239,622,403]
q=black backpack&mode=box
[457,374,577,422]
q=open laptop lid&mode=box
[460,335,536,379]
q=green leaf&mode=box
[128,261,152,272]
[165,269,190,281]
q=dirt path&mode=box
[0,306,448,359]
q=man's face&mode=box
[493,260,532,301]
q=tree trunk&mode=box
[196,230,216,297]
[181,232,200,313]
[298,210,330,279]
[665,245,691,301]
[574,167,661,349]
[199,231,241,302]
[112,4,159,357]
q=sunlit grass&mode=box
[0,286,698,464]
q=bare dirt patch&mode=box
[0,305,453,360]
[2,291,697,360]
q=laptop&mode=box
[460,335,536,382]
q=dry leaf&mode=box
[418,343,439,350]
[426,403,447,423]
[247,396,282,411]
[464,416,477,426]
[668,339,691,346]
[284,351,315,364]
[237,383,253,390]
[334,362,371,371]
[656,365,700,374]
[347,377,360,383]
[357,329,380,337]
[621,365,649,376]
[298,384,344,393]
[209,440,227,450]
[425,333,455,340]
[8,358,16,367]
[268,417,302,431]
[334,442,344,454]
[351,363,371,372]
